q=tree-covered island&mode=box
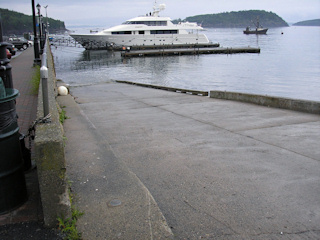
[0,8,67,35]
[293,19,320,26]
[174,10,289,28]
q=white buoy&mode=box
[58,86,68,96]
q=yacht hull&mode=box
[70,33,210,50]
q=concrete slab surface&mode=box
[60,82,320,239]
[58,92,173,240]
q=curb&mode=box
[210,90,320,114]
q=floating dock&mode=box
[121,46,260,57]
[122,43,220,51]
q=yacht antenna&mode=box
[153,0,158,16]
[152,0,166,17]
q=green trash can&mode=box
[0,80,28,214]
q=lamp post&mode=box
[31,0,40,65]
[36,3,43,54]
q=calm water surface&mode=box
[52,27,320,101]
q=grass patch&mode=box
[31,65,40,94]
[57,181,84,240]
[57,209,84,240]
[59,106,68,124]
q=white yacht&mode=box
[70,1,210,50]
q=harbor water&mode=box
[52,26,320,101]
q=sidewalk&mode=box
[0,48,62,239]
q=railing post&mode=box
[39,37,49,118]
[40,64,49,117]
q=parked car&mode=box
[27,40,33,47]
[8,37,29,50]
[6,49,12,59]
[6,43,16,56]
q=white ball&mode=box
[58,86,68,96]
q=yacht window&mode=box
[112,31,132,35]
[139,31,144,34]
[124,21,167,26]
[150,30,178,34]
[147,21,167,26]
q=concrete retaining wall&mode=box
[34,44,71,227]
[210,91,320,115]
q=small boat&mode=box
[243,18,268,34]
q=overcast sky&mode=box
[1,0,320,27]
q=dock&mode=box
[119,43,220,51]
[121,46,260,57]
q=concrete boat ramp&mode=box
[58,81,320,239]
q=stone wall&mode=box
[34,43,71,227]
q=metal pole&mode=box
[37,5,43,54]
[0,14,2,43]
[44,5,49,34]
[41,22,45,49]
[41,67,49,117]
[40,46,49,117]
[32,0,40,65]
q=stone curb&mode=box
[210,90,320,114]
[34,43,71,227]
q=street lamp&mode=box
[36,3,43,53]
[31,0,40,65]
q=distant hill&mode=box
[0,8,67,35]
[293,19,320,26]
[174,10,288,28]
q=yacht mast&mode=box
[152,0,165,17]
